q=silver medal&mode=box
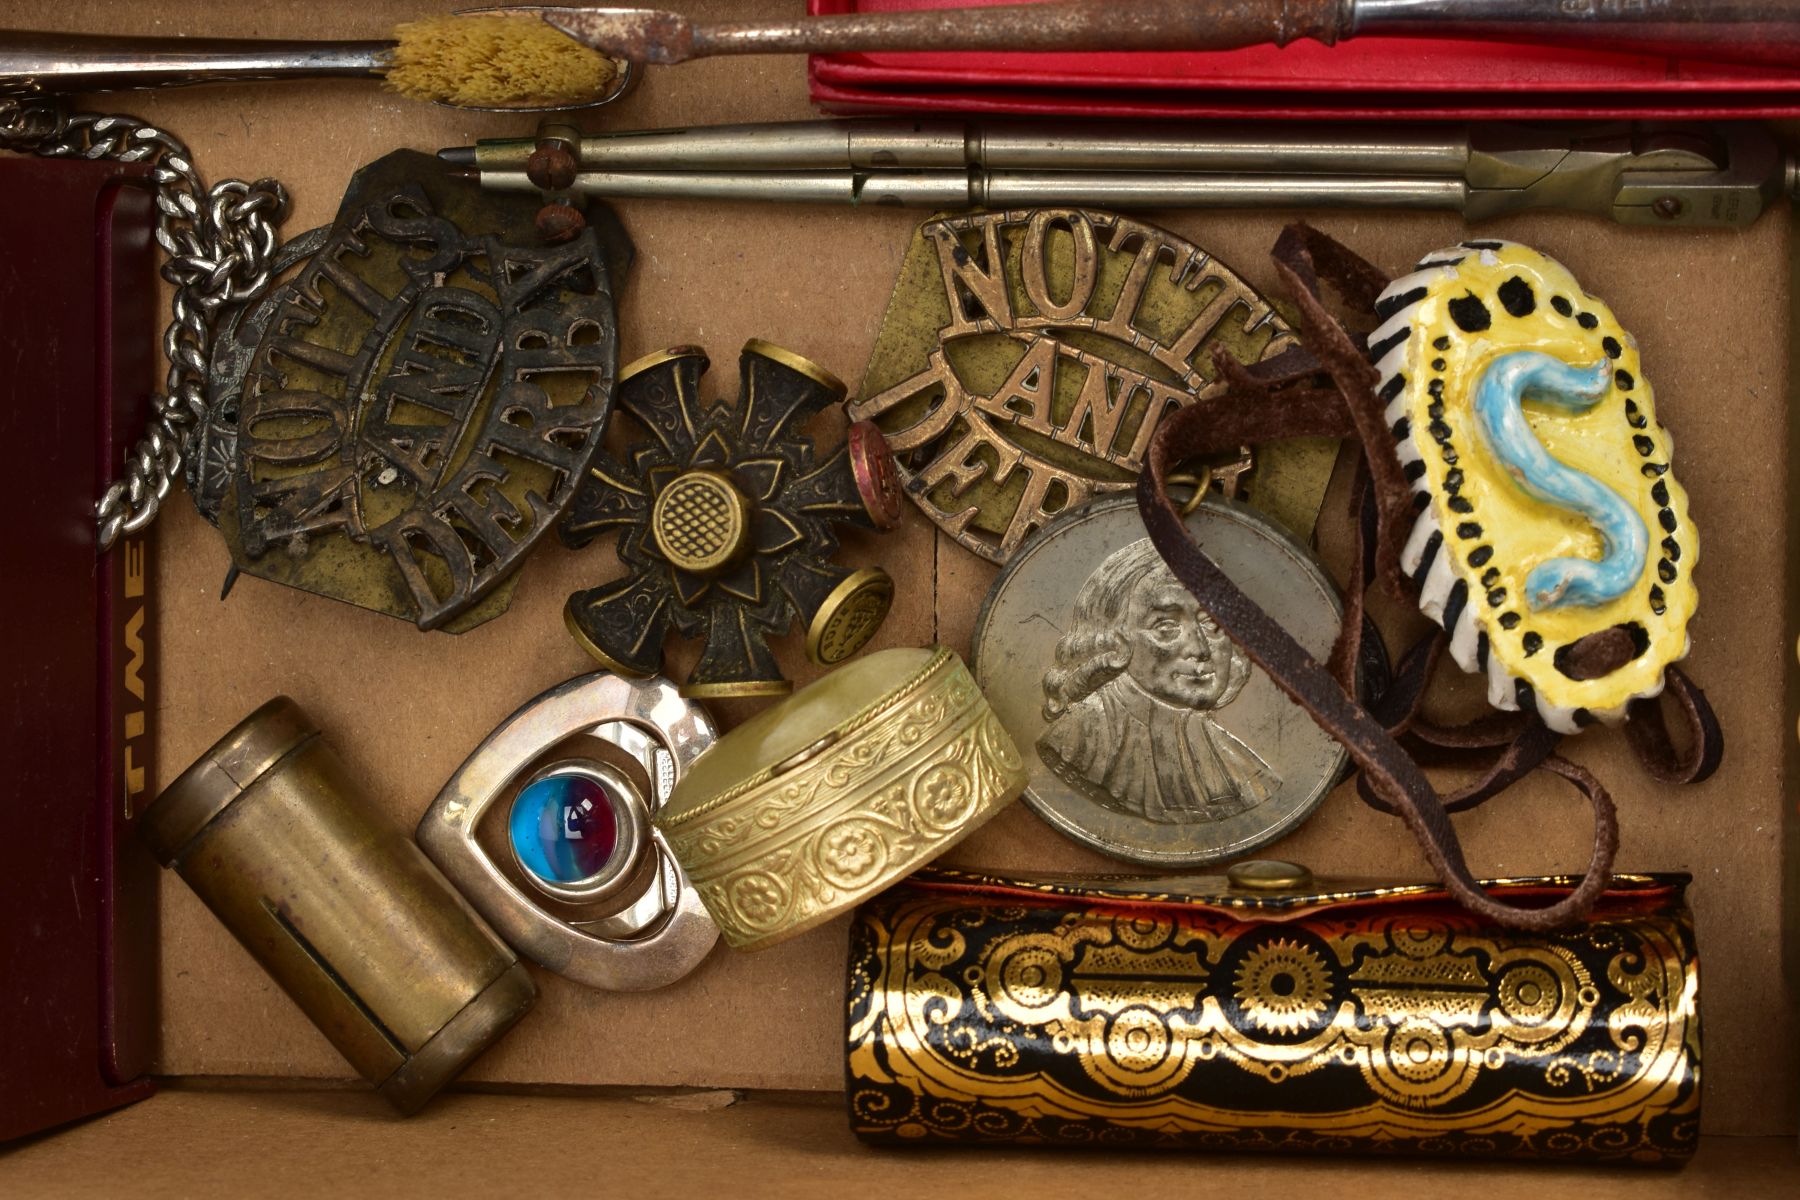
[971,493,1348,867]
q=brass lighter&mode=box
[141,697,536,1114]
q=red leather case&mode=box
[809,0,1800,120]
[0,157,159,1140]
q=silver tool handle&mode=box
[0,30,389,96]
[484,167,1467,211]
[548,119,1472,175]
[1351,0,1800,68]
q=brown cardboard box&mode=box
[3,0,1796,1193]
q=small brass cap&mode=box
[140,696,317,866]
[563,595,653,678]
[682,677,793,700]
[806,567,895,667]
[375,960,538,1116]
[652,470,753,575]
[1226,859,1315,892]
[743,337,847,397]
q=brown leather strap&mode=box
[1134,221,1727,928]
[1140,421,1618,931]
[1627,666,1725,784]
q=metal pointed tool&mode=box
[441,119,1799,229]
[530,0,1800,70]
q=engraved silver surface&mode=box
[972,493,1347,867]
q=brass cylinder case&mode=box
[142,696,535,1114]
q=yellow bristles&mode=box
[386,14,620,108]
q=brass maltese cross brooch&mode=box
[559,340,903,698]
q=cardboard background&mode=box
[24,0,1792,1136]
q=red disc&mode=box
[847,421,904,531]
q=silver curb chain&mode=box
[1,99,289,550]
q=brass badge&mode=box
[559,340,903,698]
[198,150,631,631]
[850,208,1335,562]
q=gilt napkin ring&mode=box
[655,646,1027,950]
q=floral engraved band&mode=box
[657,647,1028,950]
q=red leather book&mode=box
[0,157,159,1140]
[809,0,1800,120]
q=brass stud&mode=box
[807,567,895,667]
[1226,859,1315,891]
[651,470,753,575]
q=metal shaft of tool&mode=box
[1351,0,1800,68]
[0,30,390,96]
[544,0,1800,70]
[464,119,1475,176]
[476,167,1468,212]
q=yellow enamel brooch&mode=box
[1370,241,1697,732]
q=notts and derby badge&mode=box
[196,149,632,631]
[850,208,1336,562]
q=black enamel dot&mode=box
[1440,446,1458,465]
[1428,400,1446,419]
[1481,567,1500,586]
[1433,335,1452,351]
[1642,461,1669,477]
[1662,535,1681,562]
[1551,296,1573,317]
[1431,358,1447,371]
[1456,521,1483,539]
[1487,587,1507,608]
[1614,369,1635,391]
[1448,293,1492,333]
[1429,420,1453,442]
[1522,632,1543,656]
[1659,508,1677,533]
[1444,468,1464,493]
[1658,558,1678,583]
[1577,312,1599,330]
[1448,496,1474,514]
[1497,276,1536,318]
[1649,586,1666,615]
[1469,545,1494,568]
[1602,336,1623,359]
[1633,435,1656,457]
[1625,400,1647,430]
[1500,611,1522,630]
[1650,479,1669,506]
[1428,378,1445,399]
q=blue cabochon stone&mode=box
[509,773,619,886]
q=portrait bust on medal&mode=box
[972,494,1352,867]
[1038,540,1278,825]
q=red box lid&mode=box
[808,0,1800,120]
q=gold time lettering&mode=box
[120,537,148,817]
